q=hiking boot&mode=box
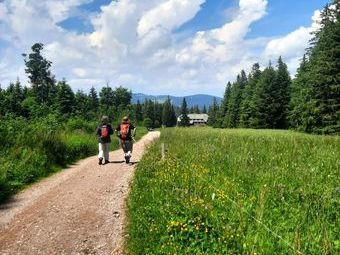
[104,160,110,164]
[125,155,130,164]
[98,157,103,165]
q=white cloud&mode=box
[137,0,204,37]
[0,0,325,96]
[263,9,322,73]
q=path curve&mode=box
[0,131,160,255]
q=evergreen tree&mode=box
[302,2,340,133]
[134,100,143,124]
[99,85,115,116]
[5,79,25,116]
[219,82,232,127]
[23,43,55,103]
[113,86,132,109]
[154,102,163,128]
[178,98,190,126]
[202,105,207,114]
[274,57,291,129]
[252,64,277,128]
[75,90,90,118]
[144,100,155,126]
[193,105,200,114]
[162,97,176,127]
[290,55,311,130]
[225,71,247,128]
[89,86,99,110]
[207,97,219,127]
[240,64,261,128]
[55,80,75,117]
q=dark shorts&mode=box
[119,140,133,153]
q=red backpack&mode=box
[120,123,130,140]
[101,125,109,138]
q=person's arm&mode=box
[108,124,114,135]
[131,125,136,137]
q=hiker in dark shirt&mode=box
[116,116,136,163]
[96,115,114,165]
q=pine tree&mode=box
[225,71,247,128]
[23,43,55,103]
[252,64,277,128]
[0,85,4,116]
[219,82,232,128]
[75,90,90,118]
[99,85,115,116]
[178,98,190,126]
[89,86,99,110]
[162,97,176,127]
[134,100,143,124]
[304,2,340,133]
[55,80,75,117]
[274,57,291,129]
[5,79,24,116]
[290,55,311,130]
[240,64,261,128]
[202,105,207,114]
[207,97,219,127]
[193,105,200,114]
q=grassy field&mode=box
[128,127,340,254]
[0,116,147,203]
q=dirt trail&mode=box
[0,131,160,255]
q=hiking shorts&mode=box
[119,139,133,153]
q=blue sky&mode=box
[0,0,331,96]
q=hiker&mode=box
[96,115,114,165]
[116,116,136,163]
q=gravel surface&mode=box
[0,131,160,255]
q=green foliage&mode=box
[290,2,339,134]
[207,97,220,127]
[22,43,56,104]
[128,127,340,254]
[178,98,190,127]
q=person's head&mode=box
[101,115,109,124]
[122,116,129,123]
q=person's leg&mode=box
[103,143,110,163]
[98,143,104,165]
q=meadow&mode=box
[128,127,339,254]
[0,116,147,202]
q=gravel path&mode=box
[0,131,160,255]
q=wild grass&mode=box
[128,127,340,254]
[0,116,147,202]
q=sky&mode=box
[0,0,330,96]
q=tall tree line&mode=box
[0,43,178,127]
[210,1,339,134]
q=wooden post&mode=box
[161,143,165,160]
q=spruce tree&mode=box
[274,57,291,129]
[55,80,75,117]
[289,55,311,130]
[240,63,261,128]
[75,90,90,118]
[23,43,55,103]
[193,105,200,114]
[134,100,143,124]
[305,2,340,133]
[89,86,99,111]
[219,82,232,128]
[225,71,247,128]
[178,98,190,126]
[202,105,207,114]
[252,64,277,128]
[162,97,176,127]
[207,97,219,127]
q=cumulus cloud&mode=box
[0,0,325,96]
[263,9,322,73]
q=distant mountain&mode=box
[132,93,222,109]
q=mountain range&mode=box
[132,93,222,109]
